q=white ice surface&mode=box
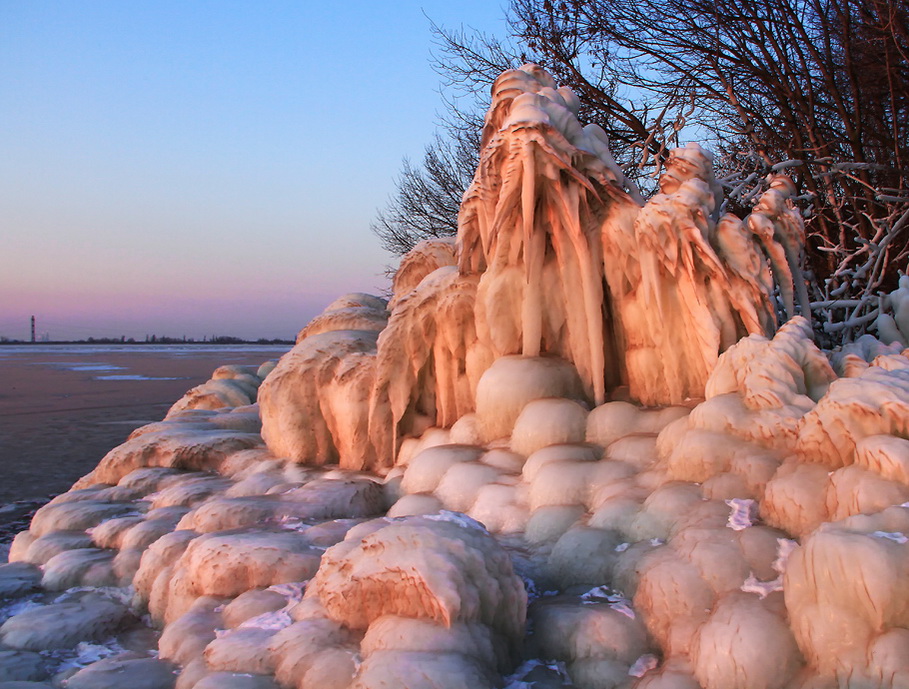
[580,585,636,618]
[871,531,908,544]
[725,498,757,530]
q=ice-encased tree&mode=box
[375,0,908,342]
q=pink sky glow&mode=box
[0,1,505,341]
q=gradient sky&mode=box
[0,1,508,341]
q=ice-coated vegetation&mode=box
[2,66,909,689]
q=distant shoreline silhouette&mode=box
[0,336,294,346]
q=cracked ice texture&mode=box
[313,515,526,640]
[15,63,909,689]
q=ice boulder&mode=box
[0,590,136,651]
[259,329,380,469]
[167,364,263,417]
[691,592,801,689]
[797,362,909,468]
[312,514,527,647]
[527,595,652,688]
[474,356,585,442]
[64,657,178,689]
[784,506,909,683]
[296,303,388,343]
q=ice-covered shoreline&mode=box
[2,65,908,689]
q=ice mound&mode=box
[5,63,909,689]
[313,515,526,641]
[785,506,909,685]
[259,329,380,469]
[691,592,801,689]
[475,356,585,443]
[876,275,909,347]
[257,62,799,475]
[797,363,909,467]
[691,316,836,450]
[73,408,265,487]
[296,293,388,343]
[167,364,267,417]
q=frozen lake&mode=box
[0,344,290,540]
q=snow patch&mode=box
[871,531,908,544]
[237,581,307,632]
[580,585,636,618]
[629,654,659,677]
[423,510,489,532]
[267,582,306,602]
[504,658,573,688]
[741,573,782,599]
[773,538,799,574]
[0,595,44,626]
[54,585,134,607]
[95,374,185,381]
[725,498,757,530]
[238,609,293,631]
[741,538,799,598]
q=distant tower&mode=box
[30,316,35,343]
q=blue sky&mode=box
[0,1,509,341]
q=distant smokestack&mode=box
[31,316,35,343]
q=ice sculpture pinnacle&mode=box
[259,64,804,467]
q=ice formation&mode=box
[876,276,909,346]
[257,65,795,467]
[3,64,909,689]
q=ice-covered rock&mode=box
[389,237,458,309]
[876,276,909,346]
[351,650,499,689]
[692,316,835,451]
[166,364,268,417]
[312,515,526,642]
[155,528,323,623]
[746,175,811,324]
[369,268,482,459]
[7,63,909,689]
[0,649,49,682]
[74,423,263,488]
[785,506,909,684]
[475,356,585,442]
[527,595,651,687]
[797,361,909,468]
[460,67,632,406]
[64,656,179,689]
[259,329,380,469]
[0,563,41,599]
[0,591,136,651]
[621,146,777,405]
[296,305,388,343]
